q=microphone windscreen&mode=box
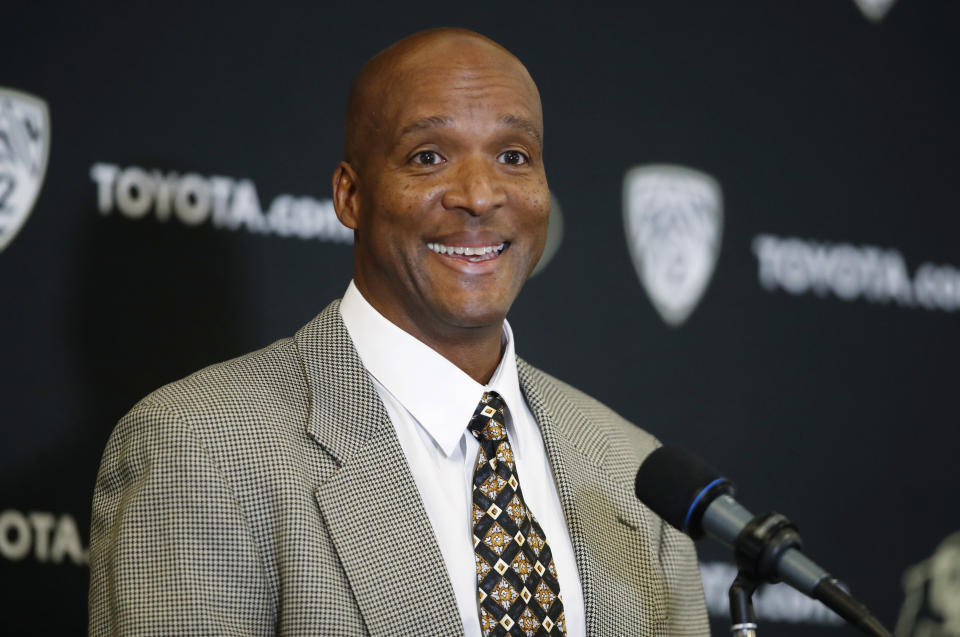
[634,445,732,536]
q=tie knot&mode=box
[468,391,507,442]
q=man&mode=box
[89,28,709,636]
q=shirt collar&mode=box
[339,280,524,457]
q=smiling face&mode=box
[334,32,549,350]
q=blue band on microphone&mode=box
[683,477,728,533]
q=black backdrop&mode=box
[2,2,958,634]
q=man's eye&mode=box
[498,150,528,166]
[412,150,443,165]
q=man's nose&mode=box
[441,156,507,216]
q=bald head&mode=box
[343,28,542,169]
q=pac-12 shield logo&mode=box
[0,88,50,252]
[852,0,897,23]
[623,164,723,327]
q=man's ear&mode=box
[332,161,361,230]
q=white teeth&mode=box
[427,242,505,257]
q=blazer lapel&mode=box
[296,302,464,636]
[517,360,670,636]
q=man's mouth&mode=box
[427,242,507,263]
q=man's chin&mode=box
[439,309,509,331]
[432,297,512,332]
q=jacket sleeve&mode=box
[88,400,274,636]
[659,519,711,635]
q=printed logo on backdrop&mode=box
[623,164,723,327]
[0,88,50,252]
[896,532,960,637]
[753,234,960,313]
[91,163,353,243]
[852,0,897,22]
[0,510,87,565]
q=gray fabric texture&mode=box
[89,300,710,636]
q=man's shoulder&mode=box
[140,336,304,418]
[130,300,346,427]
[102,338,312,470]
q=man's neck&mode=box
[411,324,504,385]
[353,286,505,385]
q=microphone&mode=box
[634,445,890,637]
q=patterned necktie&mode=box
[469,391,566,636]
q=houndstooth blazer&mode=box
[89,301,710,636]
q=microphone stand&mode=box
[728,572,760,637]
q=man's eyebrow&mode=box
[396,113,543,146]
[498,114,542,146]
[399,115,453,138]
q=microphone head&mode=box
[634,444,734,539]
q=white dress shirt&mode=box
[339,281,585,637]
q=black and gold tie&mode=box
[469,391,566,636]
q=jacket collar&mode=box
[295,299,387,467]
